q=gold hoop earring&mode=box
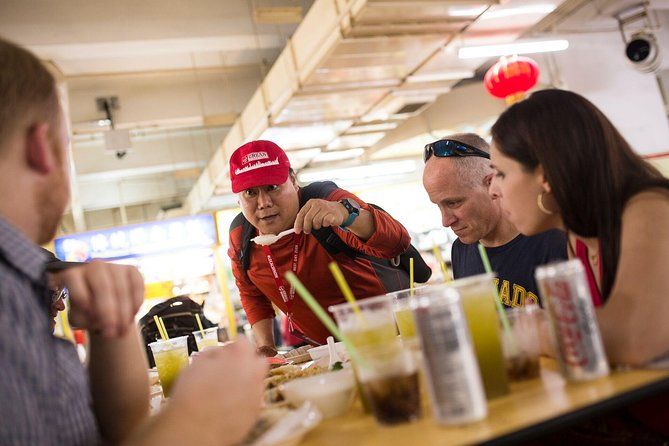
[537,192,554,215]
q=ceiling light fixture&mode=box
[482,4,557,19]
[458,39,569,59]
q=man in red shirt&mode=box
[228,140,414,356]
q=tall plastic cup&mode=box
[449,273,509,399]
[410,284,487,425]
[149,335,189,397]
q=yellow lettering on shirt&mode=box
[511,284,526,307]
[492,280,540,308]
[524,292,539,306]
[499,280,511,306]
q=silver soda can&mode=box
[410,286,487,425]
[535,259,610,381]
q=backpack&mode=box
[138,296,216,367]
[231,181,431,291]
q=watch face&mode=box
[345,198,360,211]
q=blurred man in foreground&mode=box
[0,37,265,446]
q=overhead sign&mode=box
[54,214,216,262]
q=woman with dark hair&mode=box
[489,89,669,441]
[490,88,669,365]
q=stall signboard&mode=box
[54,214,216,262]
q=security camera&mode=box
[625,31,662,74]
[115,150,127,159]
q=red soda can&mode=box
[535,259,610,381]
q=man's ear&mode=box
[483,172,494,188]
[290,171,299,187]
[25,122,55,175]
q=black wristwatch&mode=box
[339,198,361,228]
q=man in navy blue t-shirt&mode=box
[422,133,566,307]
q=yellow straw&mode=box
[432,244,450,282]
[153,315,167,340]
[159,316,170,340]
[328,262,365,320]
[195,314,204,332]
[409,257,415,297]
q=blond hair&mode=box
[442,133,492,189]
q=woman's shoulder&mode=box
[625,187,669,208]
[623,188,669,226]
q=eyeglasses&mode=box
[51,287,68,304]
[423,139,490,163]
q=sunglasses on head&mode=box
[424,139,490,163]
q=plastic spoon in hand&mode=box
[252,228,296,246]
[326,336,342,370]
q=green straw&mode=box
[285,272,365,366]
[477,243,516,353]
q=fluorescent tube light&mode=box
[459,39,569,59]
[483,4,556,19]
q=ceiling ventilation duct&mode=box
[185,0,567,214]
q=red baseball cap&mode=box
[229,140,291,193]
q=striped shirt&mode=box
[0,217,100,445]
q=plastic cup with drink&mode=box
[356,340,422,425]
[193,327,219,351]
[501,305,544,381]
[149,335,190,397]
[449,273,510,399]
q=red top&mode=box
[228,187,411,345]
[573,239,603,307]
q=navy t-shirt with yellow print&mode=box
[451,230,567,308]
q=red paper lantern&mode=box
[484,56,540,105]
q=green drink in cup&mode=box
[450,273,509,399]
[330,295,397,351]
[149,335,190,397]
[387,286,428,343]
[193,327,219,351]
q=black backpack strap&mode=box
[299,181,358,258]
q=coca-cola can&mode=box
[535,259,610,381]
[410,285,487,425]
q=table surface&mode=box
[300,359,669,446]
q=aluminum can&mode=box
[535,259,610,381]
[410,286,487,425]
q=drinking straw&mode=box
[409,257,415,297]
[328,262,365,321]
[432,244,450,282]
[153,315,167,340]
[285,272,365,366]
[195,314,204,332]
[477,243,516,351]
[158,316,170,340]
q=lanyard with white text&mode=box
[262,233,302,331]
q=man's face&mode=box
[238,176,300,234]
[423,158,500,244]
[35,111,70,245]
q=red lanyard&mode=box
[262,233,303,330]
